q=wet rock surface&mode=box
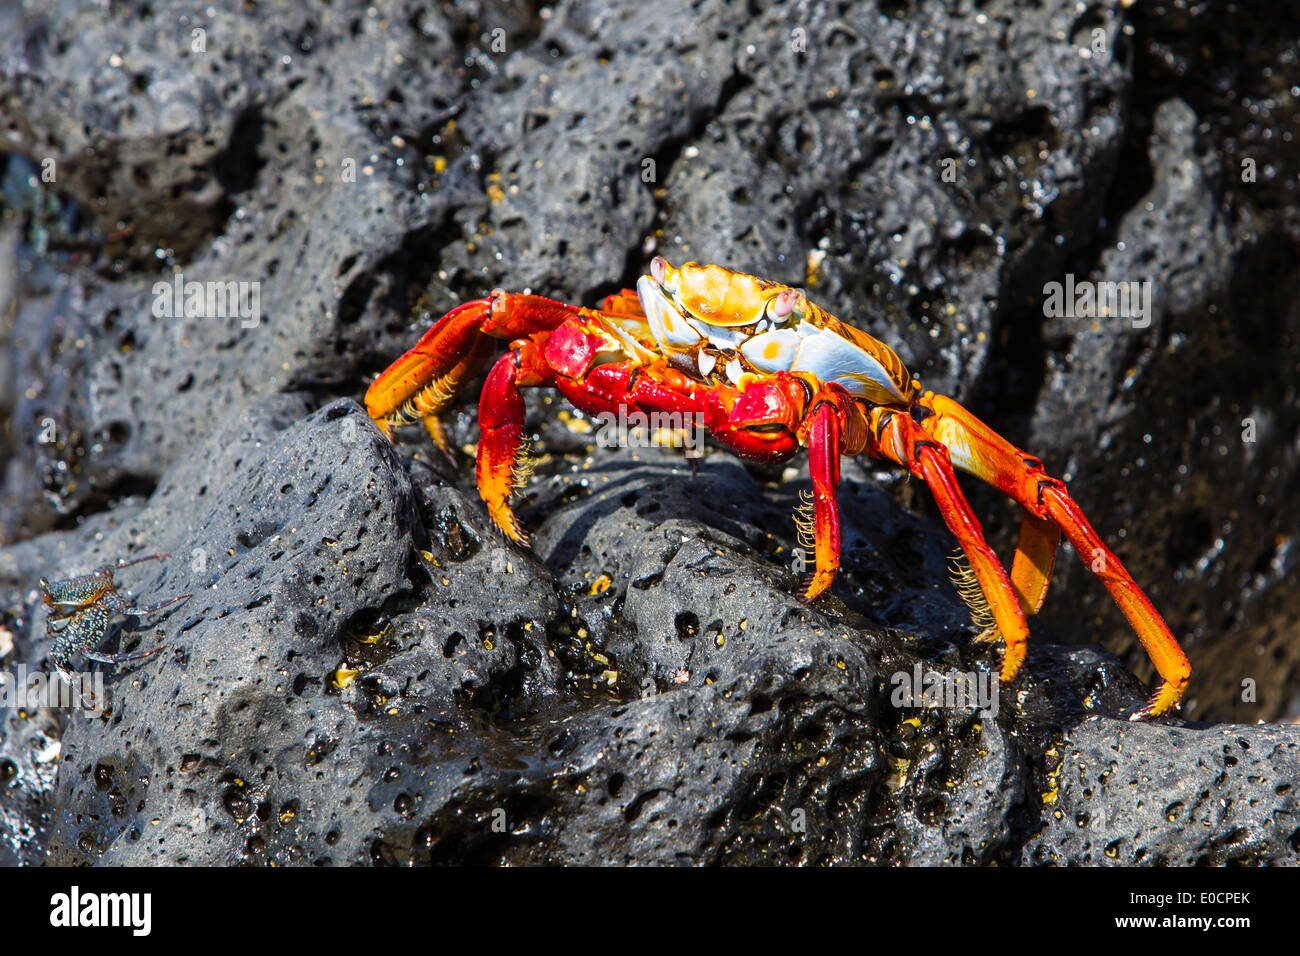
[0,1,1297,864]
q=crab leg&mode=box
[476,319,709,546]
[103,591,192,617]
[599,288,648,319]
[112,553,170,571]
[84,644,166,666]
[476,339,554,546]
[420,333,496,455]
[790,385,870,602]
[866,407,1032,684]
[364,293,581,440]
[799,401,842,601]
[365,299,492,437]
[1007,510,1060,617]
[917,392,1190,718]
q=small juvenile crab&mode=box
[365,257,1192,719]
[41,553,190,692]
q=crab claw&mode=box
[701,373,807,463]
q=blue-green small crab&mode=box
[40,554,190,699]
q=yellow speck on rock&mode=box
[559,410,593,434]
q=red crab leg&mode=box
[696,374,871,603]
[798,400,842,602]
[545,318,703,419]
[477,319,710,545]
[865,406,1032,685]
[789,384,870,602]
[477,338,554,545]
[916,392,1190,718]
[364,293,581,439]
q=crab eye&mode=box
[771,288,801,321]
[650,256,669,284]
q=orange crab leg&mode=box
[916,392,1190,718]
[420,332,496,454]
[365,299,492,436]
[1007,510,1060,617]
[866,407,1032,684]
[799,400,842,602]
[599,288,647,318]
[364,293,581,438]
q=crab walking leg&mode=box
[791,385,873,603]
[420,332,495,455]
[1002,510,1061,619]
[476,340,554,546]
[868,408,1032,683]
[365,293,581,437]
[366,298,492,435]
[84,645,167,666]
[1042,487,1190,718]
[797,401,842,601]
[475,313,713,546]
[599,288,648,319]
[48,603,110,682]
[103,591,192,617]
[918,392,1190,718]
[112,553,170,571]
